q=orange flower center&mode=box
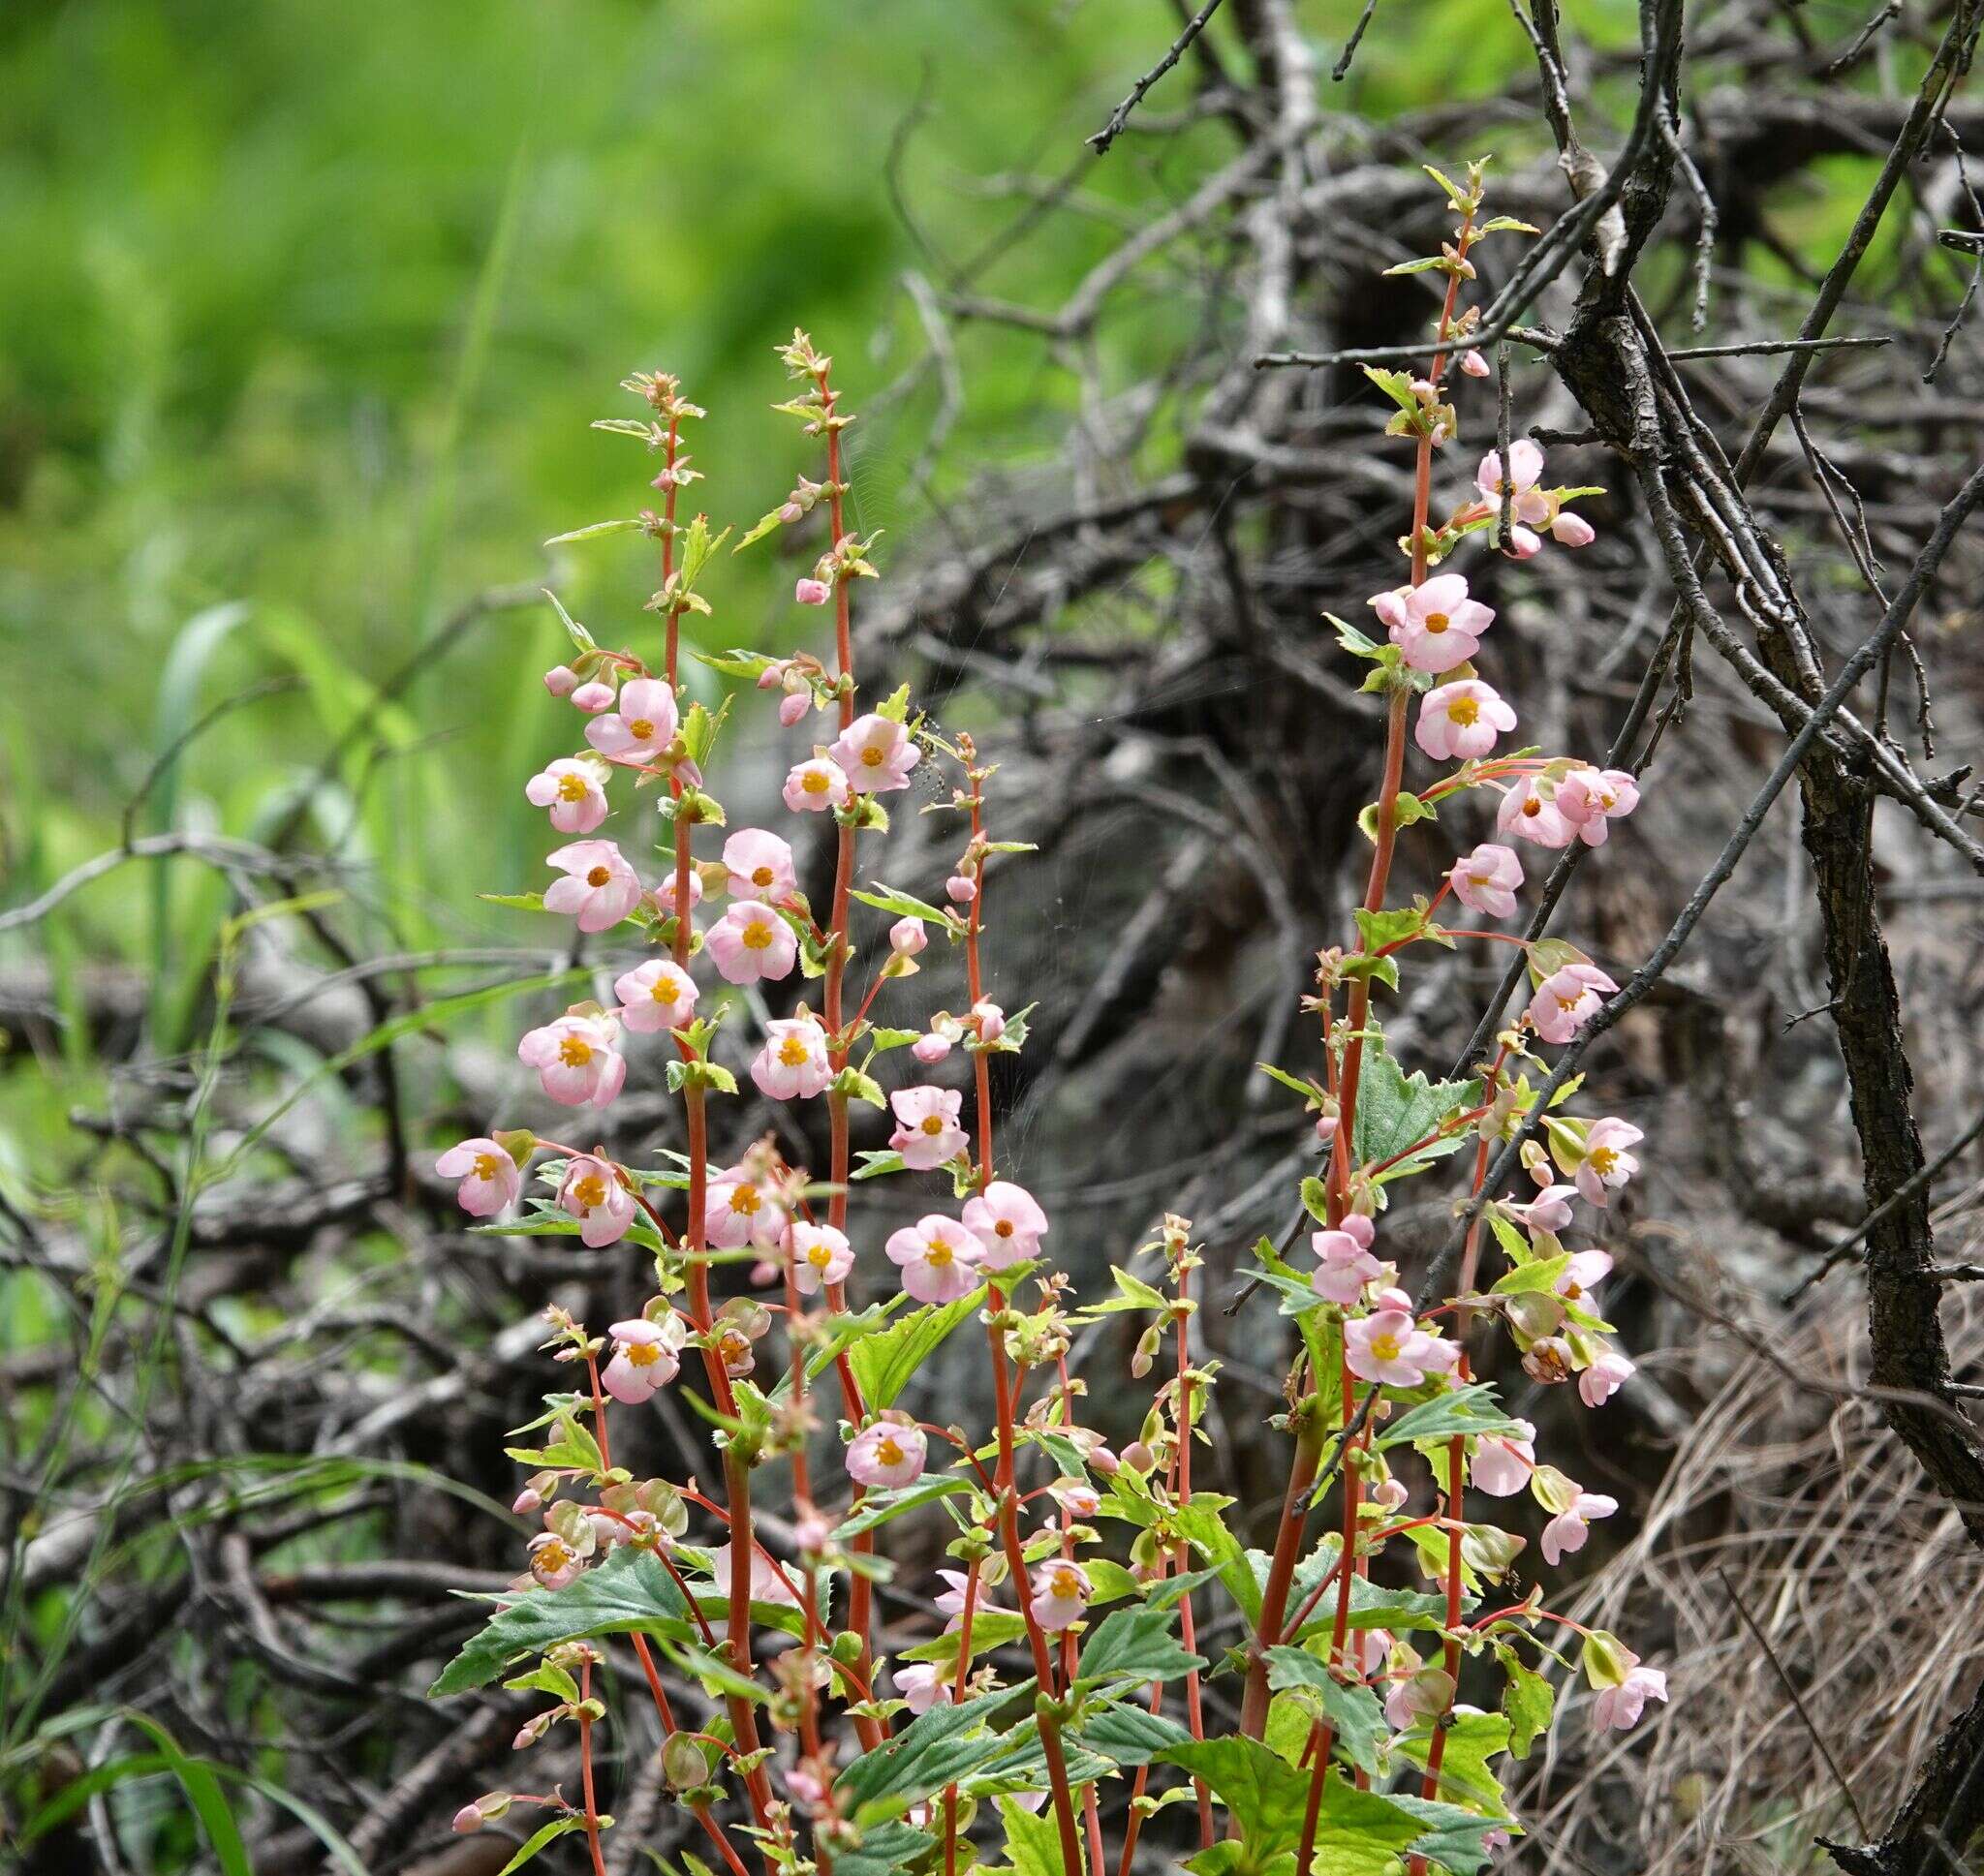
[629,717,656,740]
[559,1036,593,1066]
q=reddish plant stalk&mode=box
[577,1659,610,1876]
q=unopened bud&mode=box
[779,692,809,727]
[542,664,579,697]
[795,577,830,606]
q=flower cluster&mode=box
[430,179,1665,1876]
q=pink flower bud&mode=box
[1316,1114,1339,1145]
[543,664,579,697]
[571,681,616,713]
[973,1000,1006,1042]
[512,1487,542,1516]
[912,1032,952,1064]
[512,1725,536,1751]
[1507,525,1543,559]
[1089,1444,1120,1475]
[453,1804,483,1834]
[1461,349,1491,378]
[757,661,790,690]
[946,875,976,905]
[779,692,809,727]
[795,577,830,606]
[890,916,927,955]
[1120,1440,1154,1474]
[1553,509,1596,547]
[778,501,805,524]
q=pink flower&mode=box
[705,902,797,985]
[543,841,643,933]
[528,1532,584,1590]
[946,875,976,905]
[829,713,921,793]
[525,756,609,835]
[1380,573,1495,673]
[703,1544,799,1636]
[518,1012,626,1108]
[584,676,678,767]
[890,917,927,956]
[752,1017,831,1100]
[571,680,616,714]
[613,958,699,1034]
[972,1000,1005,1043]
[1541,1489,1618,1565]
[1553,509,1596,549]
[1345,1308,1441,1388]
[1556,1248,1612,1301]
[884,1214,985,1304]
[1496,776,1573,848]
[1449,842,1525,919]
[1509,1183,1577,1236]
[848,1416,928,1489]
[1476,440,1550,527]
[889,1085,970,1172]
[603,1314,687,1402]
[1556,767,1641,846]
[1415,680,1517,761]
[911,1031,951,1064]
[543,665,580,697]
[1348,1627,1393,1678]
[1311,1227,1384,1305]
[1575,1118,1642,1207]
[1385,1663,1455,1732]
[1029,1560,1093,1633]
[1592,1661,1668,1731]
[704,1172,786,1251]
[789,1222,853,1296]
[795,577,831,606]
[783,757,852,815]
[1461,349,1491,378]
[962,1182,1049,1270]
[558,1154,636,1246]
[1469,1421,1537,1497]
[1578,1348,1635,1407]
[452,1802,484,1833]
[654,868,703,914]
[1368,1477,1409,1513]
[1528,963,1618,1045]
[894,1661,952,1714]
[779,692,809,727]
[436,1137,523,1216]
[724,828,796,903]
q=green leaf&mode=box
[849,1289,986,1408]
[498,1816,590,1874]
[833,1477,974,1539]
[1350,1049,1476,1174]
[834,1822,939,1876]
[108,1715,254,1876]
[1171,1496,1257,1627]
[478,891,548,911]
[429,1549,698,1695]
[1262,1649,1387,1773]
[850,882,952,924]
[544,516,646,546]
[1502,1653,1556,1760]
[1075,1608,1205,1687]
[1070,1702,1194,1768]
[1325,613,1384,661]
[1352,907,1425,953]
[1373,1382,1523,1453]
[1076,1265,1171,1318]
[1256,1060,1326,1101]
[1386,1795,1509,1875]
[836,1698,1008,1821]
[852,1150,907,1181]
[1000,1794,1079,1876]
[1382,255,1455,277]
[1159,1742,1417,1862]
[1477,215,1541,235]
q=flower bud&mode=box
[890,916,927,956]
[542,664,579,697]
[946,875,976,906]
[1119,1440,1155,1475]
[795,577,830,606]
[779,692,809,727]
[452,1804,483,1833]
[1461,349,1491,378]
[1089,1444,1120,1475]
[1507,525,1542,559]
[972,1000,1006,1042]
[512,1487,542,1516]
[1315,1113,1339,1146]
[912,1032,952,1064]
[571,680,616,713]
[1553,509,1596,548]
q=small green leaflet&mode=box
[1502,1652,1556,1759]
[832,1476,973,1539]
[851,882,952,924]
[543,516,646,546]
[498,1816,592,1874]
[1373,1381,1524,1453]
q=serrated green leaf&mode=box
[1262,1649,1387,1773]
[1075,1608,1204,1687]
[1502,1653,1555,1760]
[1350,1048,1476,1173]
[836,1697,1008,1821]
[833,1477,974,1539]
[1373,1382,1523,1453]
[1070,1702,1194,1768]
[849,1289,986,1408]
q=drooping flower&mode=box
[1374,573,1496,673]
[1575,1118,1643,1208]
[1415,680,1517,761]
[752,1017,832,1101]
[543,664,580,697]
[1449,842,1525,919]
[703,1543,800,1637]
[890,917,927,956]
[1347,1627,1393,1678]
[783,756,852,815]
[602,1314,688,1402]
[653,868,704,915]
[704,1171,787,1251]
[1541,1488,1619,1565]
[1476,440,1551,527]
[946,875,976,905]
[1555,1247,1612,1302]
[1578,1347,1635,1407]
[1345,1308,1441,1388]
[436,1137,523,1216]
[584,676,679,767]
[829,713,921,793]
[1469,1420,1537,1497]
[525,757,610,835]
[1557,767,1641,846]
[961,1181,1049,1270]
[543,841,643,933]
[1496,776,1574,848]
[884,1214,985,1304]
[613,958,699,1034]
[723,828,796,903]
[848,1415,928,1489]
[795,577,831,606]
[1311,1226,1384,1305]
[1507,1183,1577,1238]
[705,901,798,985]
[558,1154,637,1246]
[1592,1660,1668,1731]
[571,680,616,714]
[1029,1560,1093,1633]
[517,1012,626,1108]
[893,1661,952,1714]
[1384,1662,1456,1732]
[888,1085,970,1172]
[789,1222,854,1296]
[1528,963,1618,1045]
[528,1531,584,1590]
[1553,509,1596,548]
